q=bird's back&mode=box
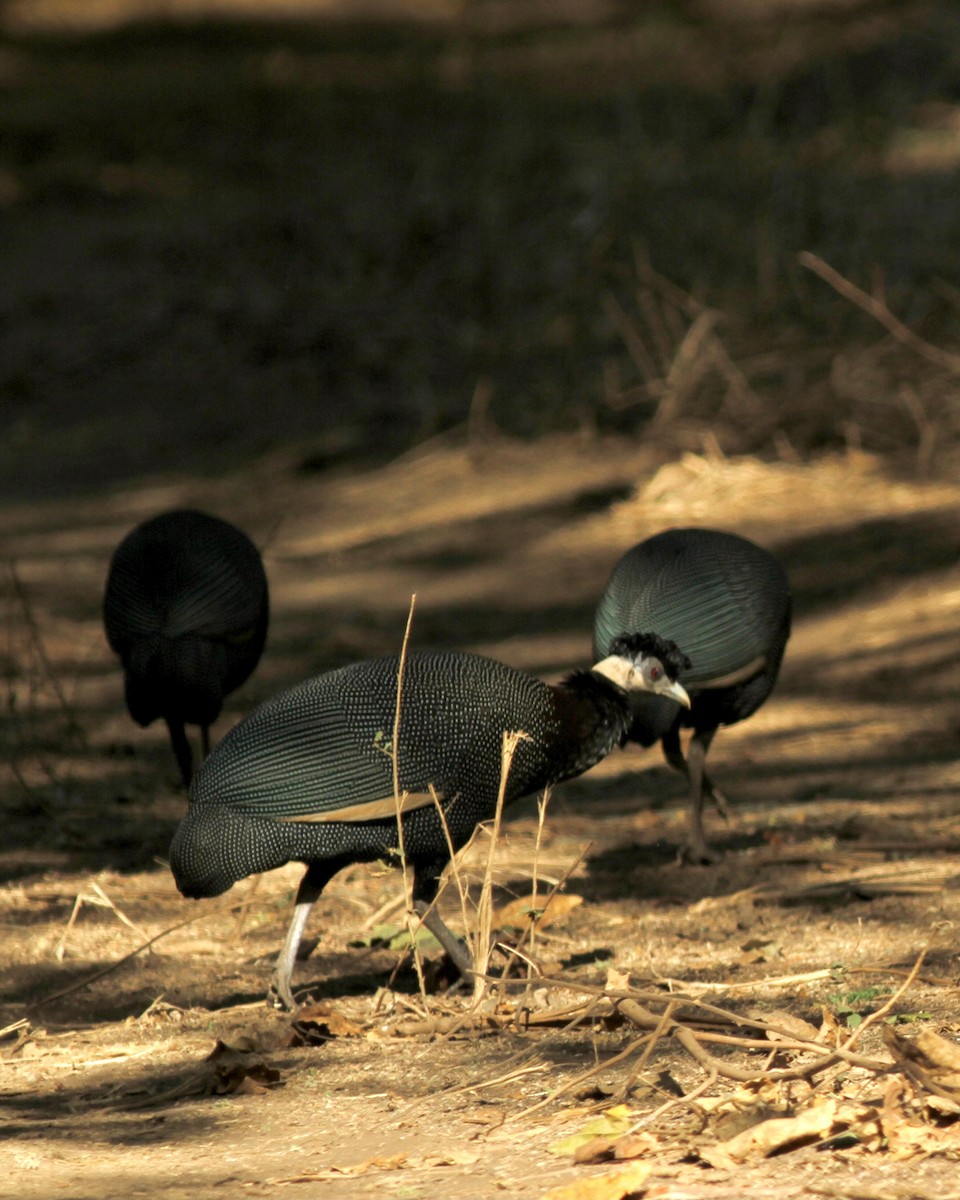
[594,527,790,684]
[191,650,558,822]
[104,509,268,726]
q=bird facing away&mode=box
[104,509,269,787]
[594,527,791,863]
[169,633,691,1010]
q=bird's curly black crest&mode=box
[608,632,691,679]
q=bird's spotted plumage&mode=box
[169,636,688,1009]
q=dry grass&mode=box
[4,438,960,1198]
[4,2,960,1196]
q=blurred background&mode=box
[4,0,960,501]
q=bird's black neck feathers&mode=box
[543,669,634,784]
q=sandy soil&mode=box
[3,437,960,1199]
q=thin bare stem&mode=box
[799,251,960,374]
[391,594,428,1004]
[472,730,529,998]
[36,899,257,1008]
[840,946,927,1053]
[8,560,86,746]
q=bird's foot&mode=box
[266,973,298,1012]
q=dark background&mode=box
[4,0,960,501]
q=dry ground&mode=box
[3,437,960,1199]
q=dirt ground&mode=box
[4,437,960,1199]
[5,0,960,1196]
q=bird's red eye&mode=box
[649,664,662,681]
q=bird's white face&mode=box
[592,650,691,707]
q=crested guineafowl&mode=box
[104,509,269,786]
[169,632,690,1010]
[594,527,791,863]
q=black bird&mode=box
[169,633,690,1010]
[104,509,269,786]
[594,527,791,863]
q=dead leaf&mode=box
[230,1075,273,1097]
[701,1097,839,1167]
[549,1106,635,1157]
[573,1136,619,1165]
[884,1024,960,1098]
[541,1160,651,1200]
[604,967,631,993]
[205,1039,282,1097]
[332,1153,408,1176]
[818,1005,843,1046]
[762,1009,821,1043]
[572,1131,661,1165]
[289,1148,480,1181]
[738,938,782,965]
[349,922,441,952]
[416,1149,481,1167]
[292,1002,365,1044]
[612,1133,659,1160]
[495,892,583,931]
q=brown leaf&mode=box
[604,967,632,993]
[818,1006,843,1046]
[573,1136,618,1165]
[762,1009,821,1043]
[738,938,782,965]
[612,1133,660,1160]
[292,1002,365,1044]
[495,892,583,931]
[213,1057,282,1096]
[205,1039,282,1096]
[415,1149,481,1167]
[230,1074,273,1097]
[541,1160,652,1200]
[884,1024,960,1095]
[701,1098,839,1167]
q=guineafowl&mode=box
[169,632,690,1010]
[594,527,791,863]
[104,509,269,786]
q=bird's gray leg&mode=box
[691,727,729,821]
[682,728,727,864]
[661,727,720,865]
[661,726,687,779]
[200,724,211,762]
[165,716,193,788]
[268,859,345,1011]
[412,866,475,979]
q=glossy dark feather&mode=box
[169,635,689,1009]
[104,509,269,784]
[594,527,791,861]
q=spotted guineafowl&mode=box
[169,632,690,1010]
[594,527,791,863]
[104,509,269,786]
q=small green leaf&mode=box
[349,923,441,952]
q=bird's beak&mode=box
[657,676,691,709]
